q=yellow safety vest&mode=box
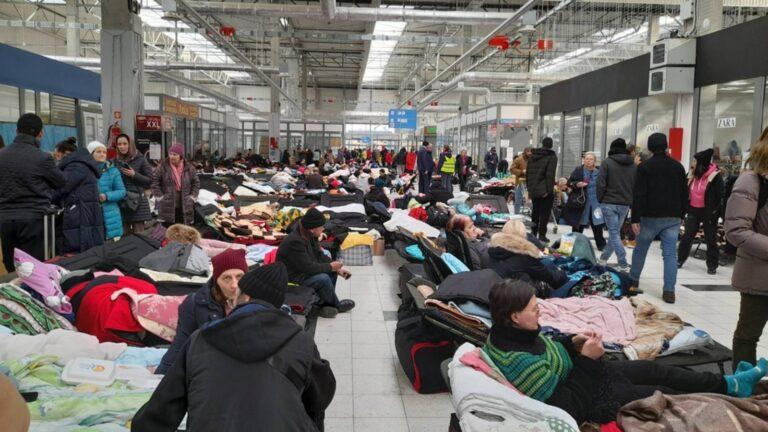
[441,155,456,174]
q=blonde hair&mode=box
[501,219,527,237]
[747,127,768,175]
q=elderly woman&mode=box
[446,214,489,269]
[563,152,606,250]
[484,279,768,425]
[151,143,200,227]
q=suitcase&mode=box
[395,313,454,394]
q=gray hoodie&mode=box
[597,153,636,206]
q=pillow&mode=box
[441,252,470,274]
[13,249,71,315]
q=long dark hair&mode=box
[489,280,536,328]
[693,161,708,178]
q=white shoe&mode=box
[618,264,631,273]
[597,258,608,266]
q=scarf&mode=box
[483,332,573,402]
[170,160,184,192]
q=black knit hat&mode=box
[647,133,668,153]
[302,207,326,230]
[239,262,288,308]
[694,148,714,166]
[609,138,627,151]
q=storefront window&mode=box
[23,89,35,115]
[636,94,676,153]
[607,99,635,148]
[697,78,760,176]
[38,92,51,123]
[562,110,583,177]
[0,84,20,122]
[541,114,561,148]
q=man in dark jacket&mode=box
[131,263,336,432]
[630,133,688,304]
[277,207,355,318]
[484,147,499,178]
[596,138,636,272]
[0,114,66,271]
[417,141,435,194]
[525,138,558,242]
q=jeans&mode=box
[629,217,681,292]
[514,182,526,214]
[304,273,340,307]
[531,195,555,238]
[487,166,497,179]
[600,204,630,266]
[418,171,432,194]
[677,207,719,270]
[440,173,453,191]
[733,293,768,366]
[572,222,606,250]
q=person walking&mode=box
[726,128,768,367]
[629,133,688,303]
[677,148,724,274]
[526,138,558,243]
[417,141,435,194]
[114,134,154,234]
[596,139,636,272]
[511,147,532,214]
[54,142,104,253]
[437,145,456,191]
[0,114,66,271]
[152,143,200,227]
[484,147,499,179]
[89,141,126,241]
[405,146,417,174]
[456,149,472,192]
[393,147,407,175]
[564,153,606,250]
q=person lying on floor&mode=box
[484,279,768,425]
[486,219,567,290]
[446,214,490,270]
[277,207,355,318]
[131,262,336,432]
[155,248,249,374]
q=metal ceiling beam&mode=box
[46,55,280,73]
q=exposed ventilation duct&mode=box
[321,0,337,20]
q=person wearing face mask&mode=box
[483,279,768,426]
[114,134,154,234]
[88,141,126,242]
[0,114,66,271]
[151,143,200,227]
[156,248,249,374]
[133,262,336,432]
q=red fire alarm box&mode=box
[668,127,683,161]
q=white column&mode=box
[66,0,80,57]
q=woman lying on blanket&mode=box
[483,279,768,425]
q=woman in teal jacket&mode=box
[88,141,126,240]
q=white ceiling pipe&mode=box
[321,0,337,20]
[47,56,280,74]
[188,1,518,25]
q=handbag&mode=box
[567,187,586,210]
[120,191,143,212]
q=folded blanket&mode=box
[0,330,126,365]
[538,296,636,346]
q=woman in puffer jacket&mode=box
[88,141,126,241]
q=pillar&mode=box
[66,0,80,57]
[301,55,308,111]
[647,15,661,45]
[100,0,143,143]
[315,84,321,110]
[269,36,281,159]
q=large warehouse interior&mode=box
[1,1,768,431]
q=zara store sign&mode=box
[717,117,737,129]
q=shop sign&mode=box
[162,116,173,132]
[717,117,736,129]
[645,123,660,133]
[135,115,162,131]
[163,96,199,118]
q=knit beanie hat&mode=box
[647,133,668,154]
[695,148,714,166]
[239,262,288,308]
[169,143,185,157]
[302,207,326,230]
[211,248,248,282]
[86,141,106,154]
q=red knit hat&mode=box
[211,248,248,281]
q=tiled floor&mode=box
[317,226,765,432]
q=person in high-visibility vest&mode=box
[437,145,457,191]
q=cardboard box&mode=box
[373,239,385,256]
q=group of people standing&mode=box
[0,113,201,272]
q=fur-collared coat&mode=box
[486,232,567,289]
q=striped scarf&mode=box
[483,334,573,402]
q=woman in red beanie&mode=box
[156,248,249,374]
[151,142,200,226]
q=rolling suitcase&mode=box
[43,207,62,261]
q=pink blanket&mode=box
[111,288,186,342]
[538,296,636,345]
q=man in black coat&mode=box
[276,207,355,318]
[630,132,688,304]
[0,114,66,271]
[525,137,558,242]
[131,263,337,432]
[417,141,436,194]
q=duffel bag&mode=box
[395,314,453,394]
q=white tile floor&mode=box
[317,226,767,432]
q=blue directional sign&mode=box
[389,109,418,129]
[361,136,371,144]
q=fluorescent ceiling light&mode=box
[534,47,609,73]
[280,18,289,28]
[362,21,407,83]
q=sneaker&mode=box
[707,268,717,275]
[319,306,339,318]
[662,291,676,304]
[597,258,608,266]
[337,299,356,313]
[618,264,631,273]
